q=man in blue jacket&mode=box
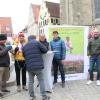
[50,31,66,88]
[22,35,50,100]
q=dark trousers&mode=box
[89,56,100,81]
[53,59,65,83]
[15,60,26,86]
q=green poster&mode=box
[48,26,84,74]
[48,27,84,54]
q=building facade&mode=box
[38,1,60,34]
[0,17,13,37]
[28,4,40,36]
[60,0,100,27]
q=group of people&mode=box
[0,26,100,99]
[0,31,66,100]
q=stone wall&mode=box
[60,0,67,24]
[60,0,93,25]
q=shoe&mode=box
[86,80,93,85]
[17,86,21,92]
[62,82,65,88]
[42,95,50,100]
[45,91,52,93]
[53,81,57,84]
[97,80,100,86]
[23,86,28,91]
[30,96,36,100]
[0,92,3,97]
[2,89,10,92]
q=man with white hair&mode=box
[39,33,49,50]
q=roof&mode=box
[46,1,60,18]
[31,4,40,23]
[0,17,13,35]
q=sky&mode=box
[0,0,59,34]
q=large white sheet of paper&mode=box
[42,51,54,92]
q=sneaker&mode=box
[86,80,93,85]
[2,89,10,92]
[30,96,36,100]
[62,82,65,88]
[42,95,50,100]
[53,81,57,84]
[0,92,3,97]
[97,80,100,86]
[23,86,28,91]
[45,91,52,93]
[17,86,21,92]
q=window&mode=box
[41,22,42,26]
[56,19,58,23]
[95,0,100,18]
[57,19,60,25]
[45,20,47,25]
[43,21,45,26]
[51,18,53,23]
[53,19,56,25]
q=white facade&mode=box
[38,1,60,34]
[38,2,50,34]
[28,5,39,36]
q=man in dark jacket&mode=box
[86,29,100,86]
[50,31,66,88]
[0,34,12,97]
[22,35,50,100]
[39,33,49,50]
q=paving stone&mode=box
[1,80,100,100]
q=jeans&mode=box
[28,69,46,97]
[53,59,65,83]
[15,60,26,86]
[89,56,100,81]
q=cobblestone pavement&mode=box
[1,80,100,100]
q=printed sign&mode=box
[44,25,89,81]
